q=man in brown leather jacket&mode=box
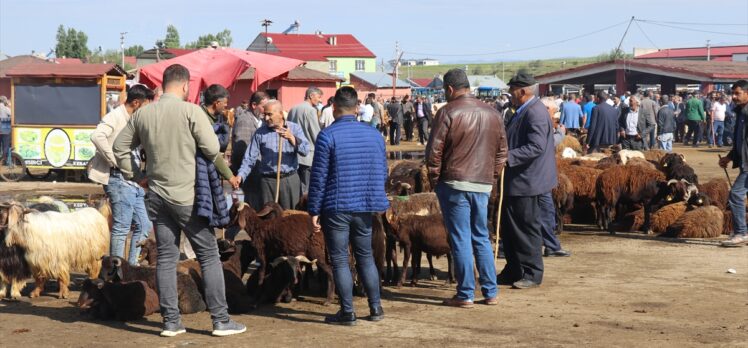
[426,68,508,308]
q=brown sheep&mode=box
[557,165,603,224]
[651,202,688,234]
[556,135,582,154]
[698,178,730,211]
[643,149,667,164]
[662,206,724,238]
[383,212,453,287]
[552,172,574,233]
[618,208,644,232]
[625,157,657,170]
[594,156,620,170]
[596,165,666,233]
[229,202,335,305]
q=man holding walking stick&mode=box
[718,80,748,247]
[230,100,309,210]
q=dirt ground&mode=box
[1,143,747,347]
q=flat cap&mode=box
[508,71,537,87]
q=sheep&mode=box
[100,256,207,314]
[136,238,157,266]
[594,156,621,170]
[643,149,668,165]
[660,153,698,184]
[651,202,688,234]
[229,202,335,305]
[247,255,316,306]
[616,149,646,165]
[662,205,724,238]
[2,202,109,299]
[0,203,31,300]
[560,147,577,159]
[557,165,603,224]
[77,278,158,321]
[215,239,256,313]
[625,157,657,170]
[697,178,730,210]
[387,161,430,196]
[383,212,453,287]
[595,165,666,234]
[556,135,582,154]
[552,172,574,233]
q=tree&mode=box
[124,45,144,56]
[54,25,90,59]
[164,25,181,48]
[184,29,233,49]
[55,25,68,58]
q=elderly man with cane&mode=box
[497,72,557,289]
[718,80,748,247]
[426,68,507,307]
[230,100,309,209]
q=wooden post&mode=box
[274,133,284,203]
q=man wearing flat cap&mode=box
[497,71,557,289]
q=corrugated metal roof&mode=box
[6,63,126,78]
[467,75,508,89]
[636,45,748,60]
[248,33,375,61]
[350,72,410,88]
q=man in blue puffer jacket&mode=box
[308,86,389,326]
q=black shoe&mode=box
[512,279,540,289]
[496,274,516,286]
[368,306,384,322]
[325,311,357,326]
[544,248,572,257]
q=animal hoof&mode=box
[322,300,332,306]
[29,293,40,298]
[429,275,438,281]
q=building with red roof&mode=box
[246,32,376,83]
[135,48,197,67]
[0,55,52,98]
[635,45,748,62]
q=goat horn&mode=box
[399,182,412,189]
[237,202,248,211]
[667,179,679,185]
[295,255,316,264]
[112,257,122,267]
[270,256,288,267]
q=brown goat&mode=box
[229,202,334,305]
[662,206,724,238]
[698,178,730,211]
[384,212,453,287]
[596,165,666,233]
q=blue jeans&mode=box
[711,121,725,146]
[435,183,497,301]
[322,213,381,313]
[657,133,674,152]
[728,171,748,236]
[104,173,151,265]
[538,192,562,252]
[0,134,10,161]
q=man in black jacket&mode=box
[656,95,676,152]
[719,80,748,247]
[413,95,433,145]
[618,96,650,150]
[586,91,620,154]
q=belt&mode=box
[263,170,297,179]
[625,134,639,139]
[110,168,122,175]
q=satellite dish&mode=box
[266,37,273,44]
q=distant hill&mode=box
[400,56,607,80]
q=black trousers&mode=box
[403,117,414,141]
[417,117,429,144]
[499,195,544,284]
[389,122,401,145]
[685,120,701,145]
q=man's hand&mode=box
[137,177,149,189]
[557,124,566,133]
[229,175,242,189]
[719,156,731,169]
[276,127,296,146]
[311,215,321,233]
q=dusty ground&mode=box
[1,143,747,347]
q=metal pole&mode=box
[616,16,635,57]
[120,32,127,68]
[706,40,711,61]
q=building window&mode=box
[329,60,337,73]
[355,60,365,71]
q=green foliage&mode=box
[184,29,233,49]
[54,25,90,59]
[164,25,181,48]
[124,45,144,56]
[406,56,603,80]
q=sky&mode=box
[1,0,747,64]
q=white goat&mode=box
[4,203,109,299]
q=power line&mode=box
[636,20,748,37]
[634,20,659,50]
[636,19,748,26]
[403,19,631,57]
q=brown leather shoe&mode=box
[477,297,498,305]
[442,296,474,308]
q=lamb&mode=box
[595,165,666,233]
[662,205,724,238]
[625,157,657,170]
[557,164,602,224]
[387,161,430,196]
[100,256,206,314]
[0,203,31,300]
[383,212,453,287]
[650,202,688,234]
[77,278,158,321]
[216,239,256,313]
[2,202,109,299]
[247,255,316,306]
[556,135,582,154]
[697,178,730,210]
[229,202,335,305]
[615,149,646,165]
[552,172,574,233]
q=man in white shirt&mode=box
[711,96,728,147]
[618,96,645,150]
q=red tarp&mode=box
[138,48,303,103]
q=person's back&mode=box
[687,97,705,121]
[560,101,581,129]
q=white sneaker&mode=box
[721,234,748,247]
[212,320,247,337]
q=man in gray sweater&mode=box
[640,90,659,150]
[656,95,676,152]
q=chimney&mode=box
[327,36,337,46]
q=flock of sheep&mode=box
[0,139,736,321]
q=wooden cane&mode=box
[494,167,505,263]
[275,130,284,203]
[718,154,733,189]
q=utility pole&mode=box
[261,19,273,53]
[501,61,505,82]
[616,16,635,59]
[706,40,711,61]
[120,32,127,68]
[392,41,403,98]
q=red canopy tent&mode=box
[138,47,303,103]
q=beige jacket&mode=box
[88,105,130,185]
